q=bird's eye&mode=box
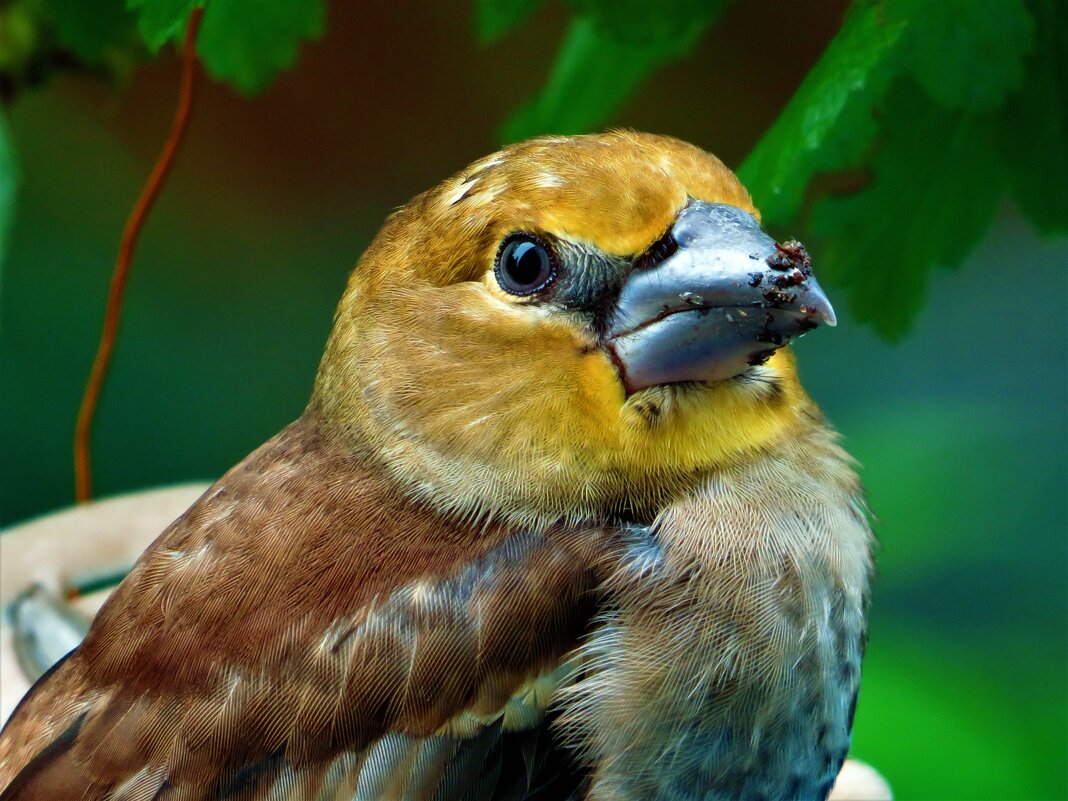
[494,234,558,296]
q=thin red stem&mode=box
[74,8,204,503]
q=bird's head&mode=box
[314,132,835,525]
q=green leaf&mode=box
[738,0,1040,340]
[565,0,721,47]
[501,0,728,143]
[127,0,198,53]
[126,0,323,94]
[475,0,544,44]
[43,0,136,61]
[887,0,1033,113]
[740,0,1034,226]
[999,0,1068,235]
[196,0,325,95]
[0,108,17,274]
[500,16,660,142]
[738,0,908,225]
[810,85,1006,340]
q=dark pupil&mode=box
[506,241,547,287]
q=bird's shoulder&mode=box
[0,415,614,799]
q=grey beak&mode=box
[604,202,835,394]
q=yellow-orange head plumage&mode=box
[314,131,818,525]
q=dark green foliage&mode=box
[810,85,1007,340]
[475,0,544,44]
[127,0,325,94]
[41,0,137,61]
[736,1,908,225]
[890,0,1033,113]
[999,0,1068,236]
[196,0,325,95]
[499,0,730,143]
[127,0,197,52]
[740,0,1057,337]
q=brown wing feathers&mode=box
[0,414,611,799]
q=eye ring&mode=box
[493,233,559,296]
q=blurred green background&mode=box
[1,1,1065,799]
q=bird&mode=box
[0,131,872,801]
